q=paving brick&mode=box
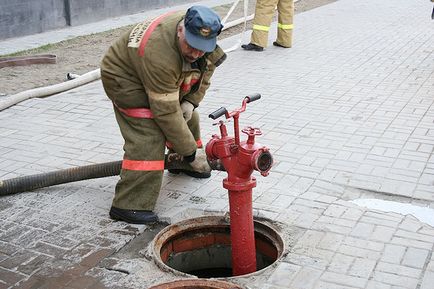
[317,232,345,252]
[0,225,33,244]
[323,204,347,218]
[268,262,301,287]
[255,193,278,205]
[293,231,325,250]
[366,280,392,289]
[320,271,367,288]
[64,275,101,289]
[420,270,434,289]
[15,229,48,249]
[79,249,114,268]
[314,281,359,289]
[428,256,434,271]
[0,250,38,270]
[0,267,26,286]
[345,236,384,251]
[361,214,402,228]
[312,221,353,235]
[328,253,354,274]
[340,208,364,222]
[338,244,382,260]
[270,195,295,208]
[289,267,323,289]
[0,241,20,256]
[348,258,376,279]
[372,271,418,289]
[365,211,403,222]
[291,203,323,218]
[380,180,416,198]
[262,285,288,289]
[391,236,433,250]
[377,261,421,279]
[28,243,62,259]
[283,253,328,271]
[349,222,375,239]
[17,254,53,276]
[41,233,79,250]
[395,229,434,243]
[381,244,406,264]
[402,247,429,269]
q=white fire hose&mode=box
[0,69,101,111]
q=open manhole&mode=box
[148,279,243,289]
[151,216,284,278]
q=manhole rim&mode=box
[150,215,285,279]
[148,278,244,289]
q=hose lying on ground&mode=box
[0,54,57,68]
[0,155,225,196]
[0,69,101,112]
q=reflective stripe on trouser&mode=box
[251,0,294,48]
[112,107,166,211]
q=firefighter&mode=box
[100,6,226,224]
[242,0,294,51]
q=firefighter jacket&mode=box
[100,11,226,157]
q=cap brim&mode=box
[184,28,216,53]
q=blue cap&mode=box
[184,6,223,53]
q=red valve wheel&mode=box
[241,126,262,136]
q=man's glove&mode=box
[180,101,194,122]
[188,149,211,173]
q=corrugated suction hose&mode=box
[0,155,224,196]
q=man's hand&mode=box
[167,152,183,162]
[189,149,211,173]
[180,101,194,122]
[169,149,211,173]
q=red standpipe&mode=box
[206,95,273,276]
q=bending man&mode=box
[100,6,226,224]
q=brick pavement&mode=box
[0,0,433,288]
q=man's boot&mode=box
[241,43,264,51]
[109,207,158,224]
[273,41,291,48]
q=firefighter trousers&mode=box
[251,0,294,48]
[112,107,202,211]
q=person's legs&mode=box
[275,0,294,48]
[111,107,166,223]
[244,0,279,50]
